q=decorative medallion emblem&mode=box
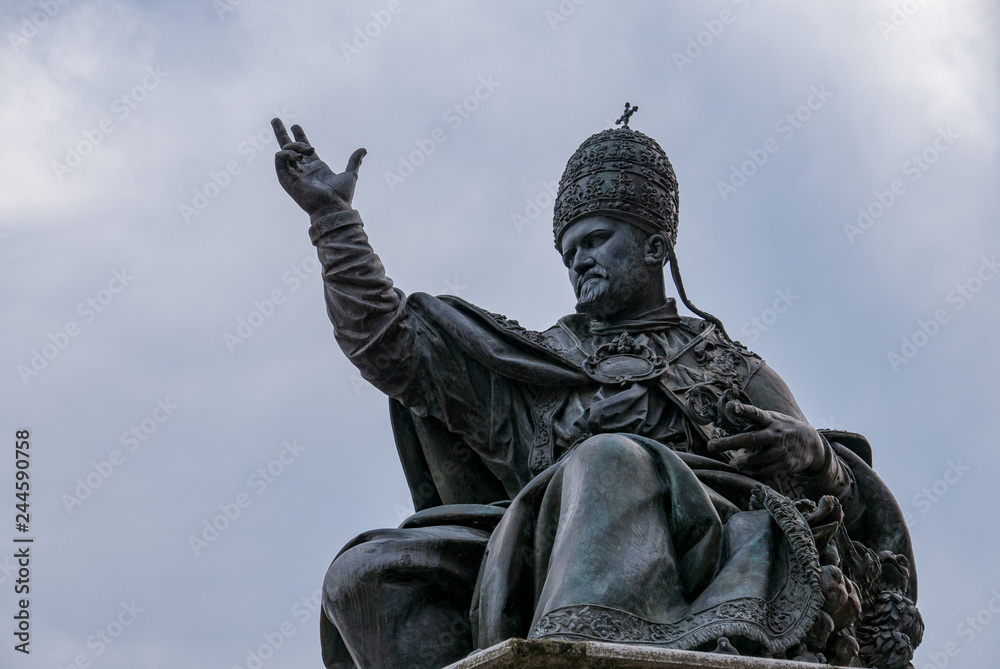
[582,332,667,385]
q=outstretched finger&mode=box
[731,402,773,427]
[346,147,367,177]
[707,430,765,454]
[291,124,310,145]
[272,118,293,149]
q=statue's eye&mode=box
[588,233,610,248]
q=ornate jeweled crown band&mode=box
[553,103,679,250]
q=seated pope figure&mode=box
[270,110,921,669]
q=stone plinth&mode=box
[443,639,855,669]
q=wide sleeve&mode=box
[309,209,494,448]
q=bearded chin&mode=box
[576,279,612,317]
[575,262,649,320]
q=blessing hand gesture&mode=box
[272,117,366,218]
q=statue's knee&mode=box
[570,433,648,468]
[566,434,654,479]
[323,536,393,610]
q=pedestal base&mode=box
[443,638,856,669]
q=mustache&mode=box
[575,267,609,294]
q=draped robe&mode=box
[308,210,915,669]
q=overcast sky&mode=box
[1,1,998,667]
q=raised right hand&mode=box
[272,117,366,218]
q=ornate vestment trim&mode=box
[530,486,823,655]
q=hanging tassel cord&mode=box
[666,240,734,343]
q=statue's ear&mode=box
[645,232,669,267]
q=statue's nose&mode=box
[572,253,595,275]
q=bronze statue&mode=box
[271,104,921,669]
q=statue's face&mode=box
[559,215,651,320]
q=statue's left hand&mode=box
[706,402,825,478]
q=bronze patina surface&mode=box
[271,106,921,669]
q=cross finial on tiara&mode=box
[615,102,638,129]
